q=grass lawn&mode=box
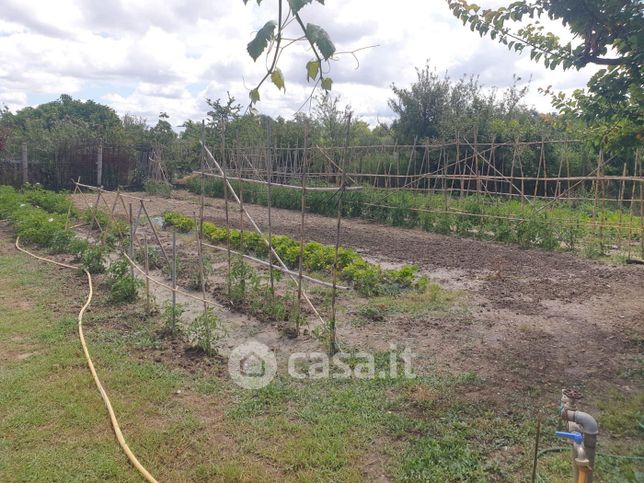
[0,233,641,482]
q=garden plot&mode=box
[70,189,644,401]
[1,184,642,481]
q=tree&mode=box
[446,0,643,144]
[314,92,348,146]
[388,63,540,143]
[0,95,125,160]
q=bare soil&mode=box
[71,190,644,407]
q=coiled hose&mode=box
[15,237,158,483]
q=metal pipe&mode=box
[560,390,598,483]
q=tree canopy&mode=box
[446,0,644,145]
[388,64,544,143]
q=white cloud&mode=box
[0,0,599,126]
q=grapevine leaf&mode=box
[247,20,276,61]
[306,60,320,81]
[271,68,285,91]
[249,88,260,104]
[306,23,336,60]
[321,77,333,91]
[287,0,313,13]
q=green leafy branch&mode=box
[243,0,347,106]
[445,0,637,71]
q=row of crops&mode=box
[185,177,642,257]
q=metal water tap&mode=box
[556,389,598,483]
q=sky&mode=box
[0,0,599,128]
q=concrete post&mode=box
[97,144,103,186]
[21,143,28,185]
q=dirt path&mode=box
[71,190,644,404]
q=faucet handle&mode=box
[555,431,583,444]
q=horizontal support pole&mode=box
[192,171,363,192]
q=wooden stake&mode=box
[194,213,208,312]
[297,129,309,332]
[330,112,351,355]
[267,126,275,295]
[531,419,541,483]
[128,203,134,277]
[171,228,177,334]
[144,234,151,315]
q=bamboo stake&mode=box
[531,419,541,483]
[194,213,208,313]
[639,150,643,258]
[267,127,274,295]
[592,150,601,246]
[297,128,309,330]
[199,121,206,236]
[509,139,517,200]
[403,136,418,186]
[224,162,232,297]
[541,138,548,197]
[330,113,351,355]
[144,234,151,315]
[140,202,171,271]
[128,203,134,277]
[618,163,627,252]
[171,228,177,334]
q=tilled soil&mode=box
[71,190,644,406]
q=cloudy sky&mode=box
[0,0,598,127]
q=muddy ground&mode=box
[71,189,643,409]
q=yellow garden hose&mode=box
[15,237,158,483]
